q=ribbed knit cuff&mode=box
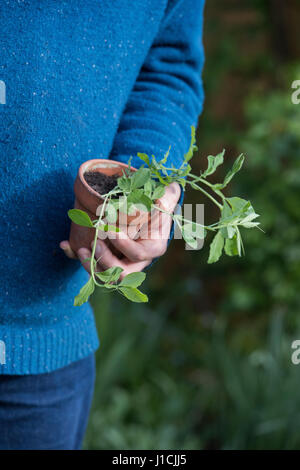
[0,309,99,375]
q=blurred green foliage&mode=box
[85,1,300,450]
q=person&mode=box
[0,0,205,450]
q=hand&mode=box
[60,182,181,279]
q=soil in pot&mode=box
[84,171,119,196]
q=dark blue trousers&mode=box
[0,354,95,450]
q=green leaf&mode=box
[219,203,232,237]
[219,197,259,238]
[97,224,120,232]
[220,202,238,237]
[236,227,244,256]
[227,196,251,215]
[223,154,245,187]
[101,283,117,290]
[208,230,224,264]
[127,190,152,211]
[74,277,95,306]
[181,222,205,248]
[117,175,131,192]
[227,225,236,239]
[110,199,121,211]
[220,200,234,222]
[137,153,150,166]
[184,126,197,162]
[152,185,165,200]
[127,157,133,172]
[224,235,239,256]
[180,163,192,177]
[68,209,94,228]
[96,266,123,283]
[202,150,225,178]
[241,212,260,223]
[161,146,171,164]
[144,180,153,198]
[220,197,255,225]
[151,154,161,170]
[181,231,198,249]
[119,272,146,288]
[137,194,153,211]
[105,202,118,223]
[119,286,148,303]
[151,167,168,185]
[241,221,260,228]
[214,154,244,189]
[118,196,128,213]
[131,168,151,189]
[240,211,260,228]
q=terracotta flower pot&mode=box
[69,159,149,253]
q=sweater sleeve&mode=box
[109,0,206,171]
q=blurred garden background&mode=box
[85,0,300,450]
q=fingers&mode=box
[94,239,126,271]
[103,183,180,260]
[149,181,181,240]
[156,182,181,213]
[105,231,152,262]
[77,247,92,274]
[61,182,181,275]
[60,240,93,275]
[106,228,170,261]
[92,240,149,280]
[59,241,78,259]
[120,259,150,280]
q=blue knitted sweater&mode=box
[0,0,205,374]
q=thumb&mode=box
[156,182,181,214]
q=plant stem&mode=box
[187,181,223,210]
[153,204,215,231]
[90,193,109,285]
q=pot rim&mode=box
[78,158,137,200]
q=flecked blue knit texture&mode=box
[0,0,205,374]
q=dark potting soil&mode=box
[84,171,119,196]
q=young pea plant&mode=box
[68,126,261,306]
